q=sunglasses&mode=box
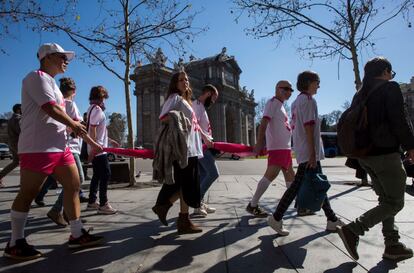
[280,86,294,92]
[52,53,69,62]
[391,70,396,79]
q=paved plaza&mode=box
[0,157,413,273]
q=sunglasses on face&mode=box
[280,86,294,92]
[52,53,69,62]
[391,70,396,79]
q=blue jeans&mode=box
[88,154,111,206]
[50,153,85,212]
[199,149,219,201]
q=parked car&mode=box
[0,143,12,160]
[107,152,126,162]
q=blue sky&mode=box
[1,1,413,131]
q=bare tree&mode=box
[232,0,413,89]
[107,112,127,145]
[0,0,76,54]
[255,97,269,124]
[0,112,13,119]
[32,0,204,185]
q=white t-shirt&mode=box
[192,100,212,139]
[262,97,292,151]
[291,93,325,164]
[87,104,108,156]
[160,93,203,158]
[19,70,67,153]
[65,99,82,154]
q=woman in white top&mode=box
[152,71,204,234]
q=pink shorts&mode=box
[267,150,293,170]
[20,147,75,175]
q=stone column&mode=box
[210,102,227,142]
[244,113,249,145]
[234,105,242,143]
[250,114,256,146]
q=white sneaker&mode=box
[98,203,117,215]
[268,216,289,236]
[202,202,216,214]
[86,202,99,211]
[193,207,208,217]
[326,218,345,232]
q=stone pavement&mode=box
[0,158,413,273]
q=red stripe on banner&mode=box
[103,148,155,159]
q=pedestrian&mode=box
[345,158,371,186]
[267,71,344,236]
[337,57,414,261]
[192,84,219,217]
[0,104,21,188]
[45,77,95,226]
[86,85,119,214]
[3,43,103,260]
[152,71,204,234]
[245,81,295,218]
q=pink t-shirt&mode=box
[18,70,67,153]
[192,100,212,139]
[262,97,292,151]
[291,93,325,164]
[160,93,203,158]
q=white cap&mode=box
[37,43,75,61]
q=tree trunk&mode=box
[350,44,362,91]
[123,0,136,186]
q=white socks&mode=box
[69,219,83,238]
[251,177,272,207]
[10,210,28,247]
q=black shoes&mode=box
[337,225,359,260]
[68,228,104,249]
[3,238,42,260]
[383,243,413,260]
[246,203,268,218]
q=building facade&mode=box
[131,48,257,148]
[401,76,414,121]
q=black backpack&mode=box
[337,82,386,158]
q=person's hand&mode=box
[306,153,317,169]
[70,121,87,137]
[407,149,414,162]
[91,143,103,154]
[110,139,120,148]
[253,142,265,156]
[205,138,214,148]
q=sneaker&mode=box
[337,225,359,260]
[86,202,99,211]
[202,202,216,214]
[47,209,68,227]
[3,238,42,260]
[98,203,117,215]
[297,208,316,217]
[383,243,413,260]
[326,218,345,232]
[68,228,104,249]
[192,207,208,218]
[34,199,45,207]
[246,203,268,218]
[267,216,289,236]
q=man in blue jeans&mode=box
[192,84,219,217]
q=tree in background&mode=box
[0,0,205,185]
[255,97,269,124]
[0,0,76,54]
[232,0,413,89]
[0,112,13,119]
[107,112,126,146]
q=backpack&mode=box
[337,82,386,158]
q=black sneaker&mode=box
[3,238,42,260]
[68,228,104,249]
[34,199,45,207]
[383,243,413,260]
[337,225,359,260]
[246,203,268,218]
[79,196,89,203]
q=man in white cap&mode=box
[4,43,104,260]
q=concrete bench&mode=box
[82,161,130,184]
